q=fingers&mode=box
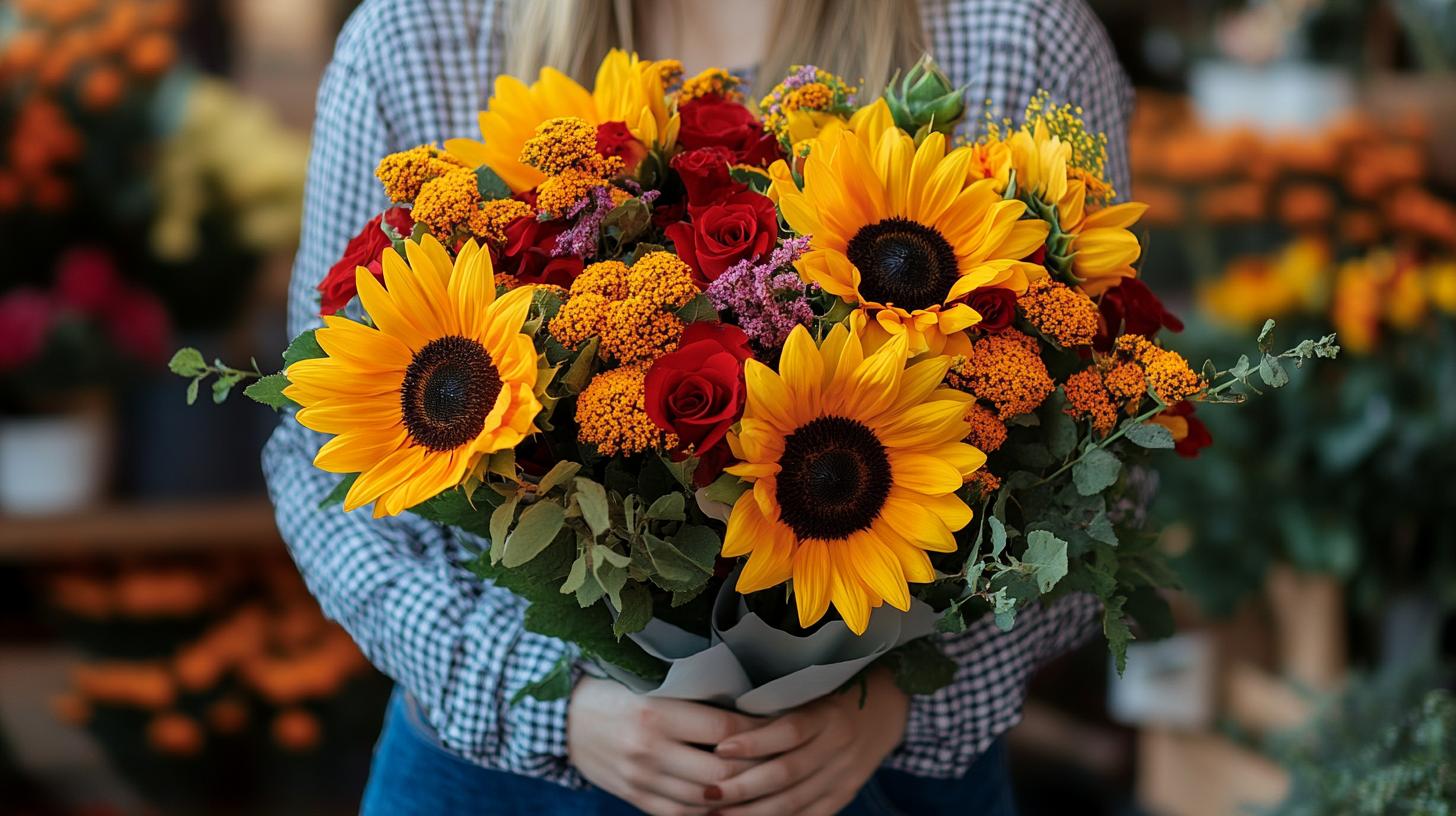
[713,709,824,760]
[715,761,852,816]
[630,791,715,816]
[710,730,832,804]
[642,697,763,745]
[654,741,754,786]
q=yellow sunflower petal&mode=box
[792,539,833,627]
[888,449,965,494]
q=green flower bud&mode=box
[883,55,968,138]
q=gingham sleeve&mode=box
[885,0,1128,778]
[261,0,584,788]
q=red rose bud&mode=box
[644,322,753,486]
[596,120,647,172]
[498,214,583,288]
[1094,278,1183,352]
[966,287,1017,332]
[670,146,745,207]
[317,207,414,315]
[677,96,781,167]
[664,190,777,286]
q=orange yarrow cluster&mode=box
[575,365,676,456]
[549,253,699,364]
[521,117,625,217]
[1018,279,1099,347]
[946,330,1055,420]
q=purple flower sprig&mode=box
[705,236,816,350]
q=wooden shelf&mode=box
[0,498,281,560]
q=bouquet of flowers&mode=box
[178,51,1334,706]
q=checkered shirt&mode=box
[262,0,1131,788]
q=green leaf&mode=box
[988,516,1008,558]
[501,500,566,568]
[475,165,513,200]
[1046,408,1078,460]
[1072,447,1121,496]
[883,638,957,695]
[590,543,630,607]
[675,294,719,323]
[319,474,358,510]
[282,330,326,367]
[1229,354,1252,379]
[1259,353,1290,388]
[613,582,654,639]
[602,198,652,249]
[1086,511,1119,547]
[212,372,243,404]
[729,166,772,193]
[511,653,575,704]
[1124,421,1174,449]
[243,373,294,410]
[559,337,599,395]
[1103,595,1134,675]
[185,377,200,405]
[1257,318,1277,352]
[1022,530,1069,593]
[641,526,719,592]
[489,492,522,561]
[702,473,749,506]
[413,488,497,538]
[168,348,207,377]
[537,461,582,495]
[644,492,686,522]
[561,550,590,596]
[573,477,611,537]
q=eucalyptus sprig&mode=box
[167,329,325,410]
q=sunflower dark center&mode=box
[846,217,960,312]
[400,335,501,452]
[775,416,892,541]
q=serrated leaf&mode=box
[475,165,512,200]
[511,653,575,704]
[572,477,611,537]
[1124,421,1174,449]
[612,582,654,639]
[501,500,566,567]
[282,330,326,367]
[1022,530,1068,592]
[186,377,200,405]
[536,461,581,495]
[243,373,294,410]
[168,348,207,377]
[1072,447,1121,496]
[212,372,243,404]
[675,294,719,323]
[644,492,686,522]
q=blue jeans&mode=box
[361,689,1016,815]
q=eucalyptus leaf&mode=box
[1124,421,1175,449]
[1072,447,1121,496]
[645,492,686,522]
[537,461,582,495]
[501,500,566,568]
[573,477,611,537]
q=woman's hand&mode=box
[567,677,761,816]
[708,668,909,816]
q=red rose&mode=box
[677,96,781,167]
[0,287,55,373]
[317,207,414,315]
[966,287,1017,332]
[644,322,753,487]
[670,146,744,207]
[596,120,647,172]
[498,214,582,288]
[665,190,777,286]
[1095,278,1183,352]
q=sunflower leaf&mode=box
[1103,594,1134,675]
[501,500,566,568]
[281,330,325,367]
[243,373,295,411]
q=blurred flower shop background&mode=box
[0,0,1452,814]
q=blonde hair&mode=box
[505,0,925,99]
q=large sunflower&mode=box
[1001,121,1149,296]
[445,50,677,192]
[721,323,984,635]
[284,235,540,518]
[774,100,1049,357]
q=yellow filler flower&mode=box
[775,101,1048,357]
[722,324,984,635]
[284,235,540,518]
[445,50,677,192]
